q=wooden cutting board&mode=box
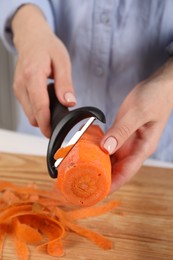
[0,152,173,260]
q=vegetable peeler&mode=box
[47,83,106,178]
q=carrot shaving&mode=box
[0,224,7,259]
[0,180,66,205]
[1,190,20,205]
[0,181,17,191]
[0,204,33,223]
[12,217,42,245]
[66,222,113,249]
[54,144,73,160]
[37,237,64,257]
[0,179,119,259]
[65,200,120,221]
[55,207,113,249]
[47,239,64,257]
[11,234,29,260]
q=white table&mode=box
[0,128,48,156]
[1,128,173,169]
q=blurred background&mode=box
[0,39,15,130]
[0,39,42,136]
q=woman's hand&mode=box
[101,59,173,193]
[12,5,76,137]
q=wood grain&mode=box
[0,152,173,260]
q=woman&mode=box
[1,0,173,193]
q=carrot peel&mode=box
[0,159,119,259]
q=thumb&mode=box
[101,111,143,154]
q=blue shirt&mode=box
[1,0,173,162]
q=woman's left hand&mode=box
[101,59,173,193]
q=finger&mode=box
[101,109,144,155]
[13,78,38,127]
[110,124,162,193]
[110,149,146,193]
[53,46,77,107]
[26,73,51,137]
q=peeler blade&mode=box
[54,116,96,168]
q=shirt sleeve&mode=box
[0,0,55,53]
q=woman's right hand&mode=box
[12,4,76,137]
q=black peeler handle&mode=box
[48,84,69,132]
[47,83,106,179]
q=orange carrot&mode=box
[54,125,112,207]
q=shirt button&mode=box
[100,12,110,24]
[95,66,104,76]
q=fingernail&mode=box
[64,92,76,105]
[103,137,117,154]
